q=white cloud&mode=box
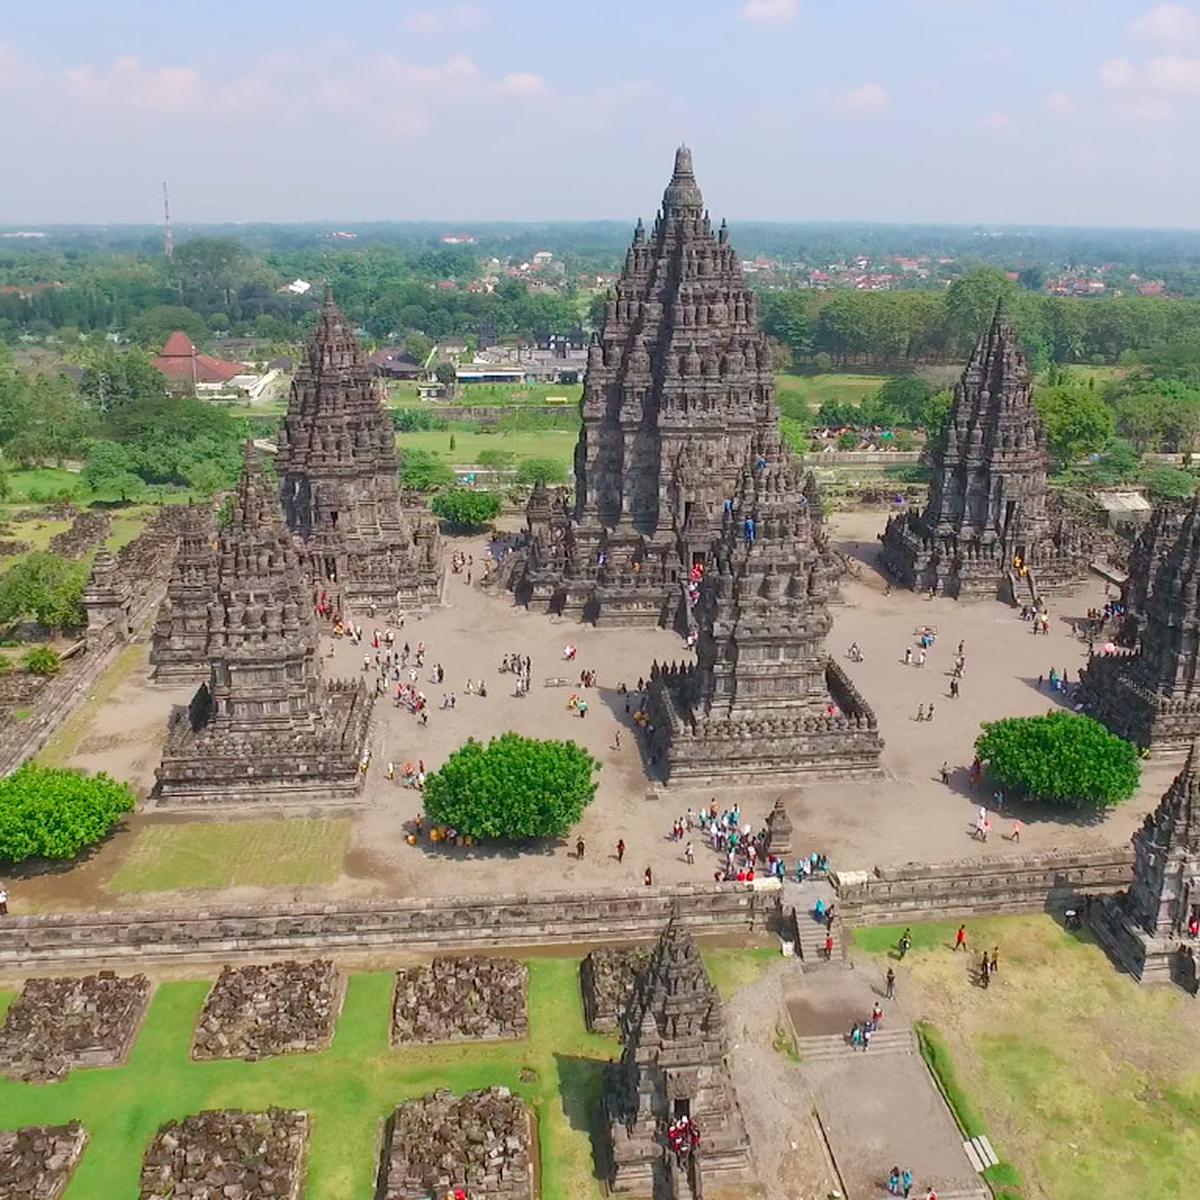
[497,72,546,97]
[831,81,890,115]
[979,110,1013,132]
[381,53,480,91]
[740,0,798,26]
[1145,53,1200,94]
[1131,4,1200,44]
[1099,57,1136,89]
[1045,90,1078,116]
[63,55,202,113]
[404,4,483,35]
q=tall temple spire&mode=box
[880,310,1088,599]
[276,291,443,614]
[662,143,703,216]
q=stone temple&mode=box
[155,444,371,804]
[603,920,752,1196]
[648,432,882,782]
[1091,742,1200,993]
[276,289,442,617]
[879,311,1088,601]
[515,146,780,627]
[149,504,217,681]
[1079,493,1200,752]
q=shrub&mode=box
[1142,464,1196,501]
[0,763,136,863]
[430,489,501,529]
[423,733,599,840]
[516,457,569,486]
[399,448,454,491]
[23,646,61,676]
[974,712,1139,810]
[391,408,447,432]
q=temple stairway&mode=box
[780,880,847,969]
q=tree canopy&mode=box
[0,763,136,863]
[400,447,454,491]
[0,552,89,631]
[974,712,1139,811]
[423,733,599,839]
[430,488,501,528]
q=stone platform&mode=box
[391,956,528,1044]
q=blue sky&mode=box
[0,0,1197,226]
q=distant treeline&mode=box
[760,269,1200,369]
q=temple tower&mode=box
[1090,744,1200,992]
[603,921,752,1196]
[518,146,777,625]
[156,445,371,804]
[150,505,217,682]
[1080,493,1200,751]
[81,550,132,650]
[880,310,1088,600]
[648,435,882,781]
[276,290,443,615]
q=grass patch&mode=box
[859,915,1200,1200]
[36,642,148,769]
[109,820,351,894]
[0,956,640,1200]
[11,708,32,722]
[852,920,959,957]
[772,1023,801,1063]
[396,427,577,472]
[701,946,776,1001]
[774,371,893,420]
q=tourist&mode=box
[684,842,694,865]
[939,761,951,785]
[955,923,968,952]
[949,678,959,699]
[872,1002,883,1026]
[616,838,625,864]
[898,928,912,959]
[823,932,834,960]
[904,646,912,665]
[885,967,896,999]
[926,703,935,722]
[644,867,653,887]
[990,947,999,977]
[1011,819,1021,843]
[0,883,7,916]
[915,703,925,722]
[862,1022,872,1049]
[901,1167,913,1198]
[980,951,991,988]
[917,647,927,667]
[888,1166,901,1195]
[576,837,586,861]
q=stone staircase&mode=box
[780,880,848,970]
[794,1027,917,1063]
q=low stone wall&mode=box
[833,847,1134,925]
[0,885,762,970]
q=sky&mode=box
[0,0,1198,228]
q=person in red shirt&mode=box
[824,932,834,960]
[955,924,968,951]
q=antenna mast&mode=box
[162,181,174,259]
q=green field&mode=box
[773,371,893,419]
[397,427,578,471]
[0,950,767,1200]
[390,381,582,408]
[109,820,352,894]
[855,915,1200,1200]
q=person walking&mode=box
[917,647,927,667]
[939,761,951,785]
[576,837,586,861]
[949,677,960,699]
[823,932,834,961]
[616,838,625,864]
[885,967,896,999]
[898,928,912,959]
[0,884,7,916]
[926,703,935,722]
[904,646,912,666]
[990,946,999,977]
[901,1167,913,1199]
[684,842,695,865]
[644,867,653,887]
[1011,819,1021,843]
[955,923,968,952]
[980,950,991,989]
[915,703,926,722]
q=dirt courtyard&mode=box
[11,507,1171,913]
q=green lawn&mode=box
[0,958,623,1200]
[854,914,1200,1200]
[109,820,351,894]
[774,371,893,419]
[3,467,83,501]
[397,427,577,472]
[391,381,582,408]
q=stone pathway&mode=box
[782,965,989,1200]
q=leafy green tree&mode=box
[0,552,89,631]
[83,440,144,500]
[23,646,61,676]
[516,457,568,485]
[921,389,954,444]
[0,452,10,502]
[434,362,457,389]
[873,376,934,426]
[79,346,167,415]
[1084,439,1141,485]
[423,733,599,839]
[1141,464,1197,501]
[945,267,1018,358]
[0,763,136,863]
[974,712,1139,810]
[130,305,209,348]
[430,489,501,528]
[399,447,454,491]
[1034,379,1115,468]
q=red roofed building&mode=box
[153,331,244,392]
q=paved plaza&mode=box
[15,505,1169,915]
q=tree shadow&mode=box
[554,1053,612,1183]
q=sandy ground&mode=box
[11,507,1171,912]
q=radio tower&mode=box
[162,181,174,259]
